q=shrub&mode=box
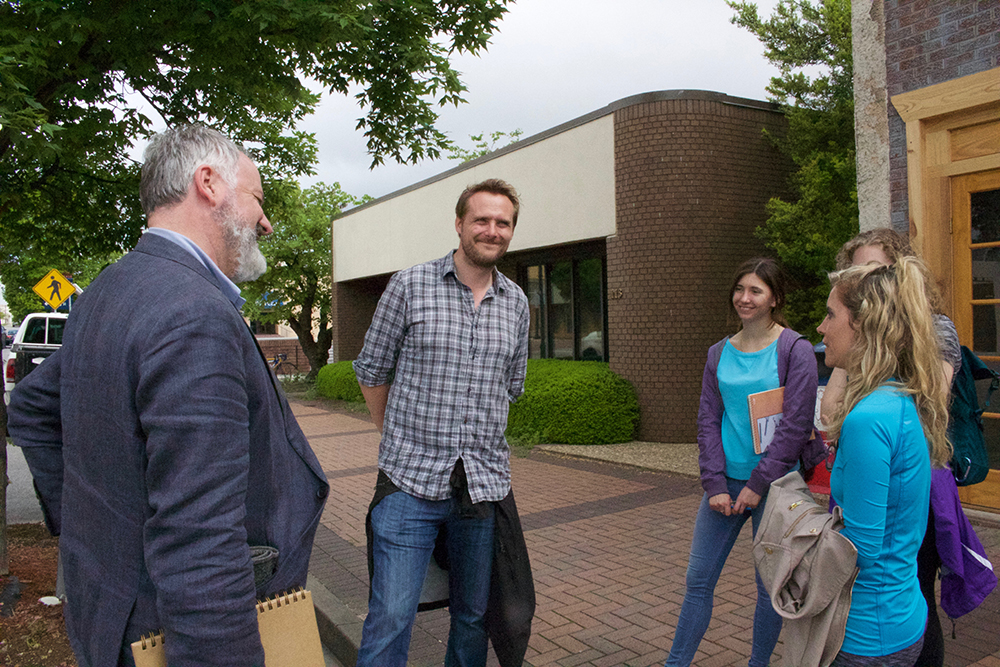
[506,359,639,445]
[315,360,364,402]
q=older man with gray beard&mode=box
[8,124,329,667]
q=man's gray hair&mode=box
[140,125,245,215]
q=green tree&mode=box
[446,129,524,163]
[0,0,513,262]
[240,181,370,380]
[729,0,858,338]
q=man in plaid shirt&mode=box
[353,179,530,667]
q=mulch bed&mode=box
[0,523,76,667]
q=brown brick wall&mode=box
[609,97,792,442]
[331,274,391,362]
[885,0,999,230]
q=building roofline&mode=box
[340,89,779,217]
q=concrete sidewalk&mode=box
[294,399,1000,667]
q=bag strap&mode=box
[961,346,1000,408]
[780,332,809,387]
[708,336,728,372]
[712,331,808,388]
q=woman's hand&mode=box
[732,487,762,514]
[708,493,734,516]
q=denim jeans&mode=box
[665,477,781,667]
[356,489,496,667]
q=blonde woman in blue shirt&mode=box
[818,257,951,666]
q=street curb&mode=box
[308,574,362,667]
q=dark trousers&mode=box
[915,512,944,667]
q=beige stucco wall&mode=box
[333,114,617,282]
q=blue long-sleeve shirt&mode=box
[831,385,930,656]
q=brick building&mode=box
[885,0,999,233]
[330,90,793,443]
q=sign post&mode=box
[32,269,74,311]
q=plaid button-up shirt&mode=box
[353,252,530,503]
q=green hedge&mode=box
[506,359,639,445]
[315,360,364,402]
[316,358,640,445]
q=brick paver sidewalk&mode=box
[294,400,1000,667]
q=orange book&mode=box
[131,588,324,667]
[747,387,785,455]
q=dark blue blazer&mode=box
[8,233,329,667]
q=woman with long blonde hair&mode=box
[818,257,950,666]
[822,227,960,666]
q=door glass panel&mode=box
[970,189,1000,243]
[978,355,1000,473]
[971,247,1000,301]
[971,248,1000,351]
[576,258,605,361]
[984,418,1000,470]
[972,304,999,354]
[549,261,574,359]
[525,265,546,359]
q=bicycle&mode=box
[268,352,300,376]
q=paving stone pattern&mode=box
[295,401,1000,667]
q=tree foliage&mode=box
[240,181,369,380]
[446,128,523,163]
[728,0,858,338]
[0,0,512,261]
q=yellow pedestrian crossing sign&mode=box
[33,269,74,310]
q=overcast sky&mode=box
[301,0,786,200]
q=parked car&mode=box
[4,327,16,346]
[9,312,67,390]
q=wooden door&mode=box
[952,169,1000,511]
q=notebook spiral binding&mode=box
[137,631,163,651]
[256,586,306,612]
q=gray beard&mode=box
[216,199,267,283]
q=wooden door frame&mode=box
[892,66,1000,314]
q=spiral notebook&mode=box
[130,588,324,667]
[747,387,784,455]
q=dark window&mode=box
[22,318,47,345]
[48,318,66,345]
[518,253,607,362]
[251,320,277,335]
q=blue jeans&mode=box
[356,489,496,667]
[665,477,781,667]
